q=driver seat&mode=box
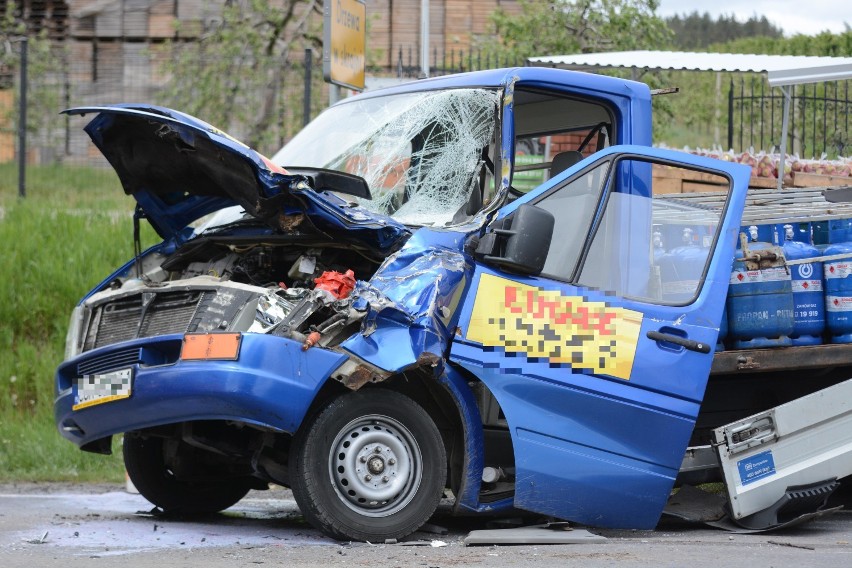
[549,150,584,178]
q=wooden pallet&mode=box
[658,185,852,225]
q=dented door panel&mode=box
[451,146,750,528]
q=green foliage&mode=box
[485,0,673,57]
[157,0,323,153]
[660,31,852,155]
[666,12,783,49]
[480,1,675,143]
[710,31,852,57]
[1,167,151,482]
[651,69,732,150]
[0,162,125,207]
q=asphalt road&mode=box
[1,483,850,567]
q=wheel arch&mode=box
[302,354,489,513]
[347,364,486,512]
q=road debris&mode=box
[464,525,606,546]
[767,540,816,551]
[23,531,49,544]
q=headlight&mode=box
[64,305,84,360]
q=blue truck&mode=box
[55,67,851,541]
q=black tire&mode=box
[291,389,447,541]
[123,433,251,514]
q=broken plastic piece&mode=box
[463,525,606,546]
[314,269,356,299]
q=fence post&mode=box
[303,48,312,127]
[18,37,27,199]
[727,79,734,151]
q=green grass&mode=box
[0,162,127,209]
[0,166,152,482]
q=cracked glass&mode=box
[272,88,500,226]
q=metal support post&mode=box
[17,37,27,198]
[778,85,792,192]
[303,48,312,127]
[420,0,429,78]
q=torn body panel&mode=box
[340,228,474,374]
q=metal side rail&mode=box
[657,185,852,225]
[713,377,852,530]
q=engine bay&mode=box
[68,231,391,359]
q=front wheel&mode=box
[291,389,447,541]
[123,433,252,514]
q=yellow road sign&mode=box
[324,0,366,91]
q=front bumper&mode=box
[55,333,349,448]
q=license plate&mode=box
[73,368,133,411]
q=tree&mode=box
[666,11,783,49]
[484,0,673,58]
[158,0,322,153]
[712,30,852,56]
[480,1,674,145]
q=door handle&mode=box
[646,330,712,354]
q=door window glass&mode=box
[538,161,610,281]
[576,159,731,304]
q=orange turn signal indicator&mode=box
[180,333,242,361]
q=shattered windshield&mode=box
[272,88,500,226]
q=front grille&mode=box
[85,290,209,352]
[94,296,143,347]
[139,293,205,338]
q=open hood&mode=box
[66,105,407,250]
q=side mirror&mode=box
[475,204,554,275]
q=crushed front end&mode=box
[54,92,496,536]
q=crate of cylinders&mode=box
[724,223,827,350]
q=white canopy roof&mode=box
[529,51,852,87]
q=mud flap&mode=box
[662,481,842,533]
[721,479,841,532]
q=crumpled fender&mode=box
[340,229,473,373]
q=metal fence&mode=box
[1,40,529,197]
[0,40,330,196]
[728,77,852,159]
[9,39,849,198]
[392,46,526,78]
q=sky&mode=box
[656,0,850,37]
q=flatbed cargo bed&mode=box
[712,343,852,374]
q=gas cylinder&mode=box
[823,241,852,343]
[726,231,794,349]
[652,227,666,263]
[781,225,825,345]
[739,224,774,245]
[656,228,708,303]
[716,309,728,352]
[829,218,852,244]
